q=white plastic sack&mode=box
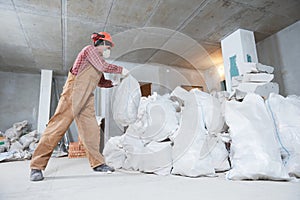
[103,135,126,169]
[266,93,300,177]
[126,93,179,142]
[171,91,215,177]
[192,89,225,134]
[121,134,172,175]
[225,93,289,180]
[210,137,230,172]
[112,75,141,126]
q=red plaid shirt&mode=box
[71,45,122,75]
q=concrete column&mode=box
[37,69,53,134]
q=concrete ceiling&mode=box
[0,0,299,75]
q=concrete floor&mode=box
[0,157,299,200]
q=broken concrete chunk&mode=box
[236,62,274,75]
[236,62,258,74]
[4,128,18,140]
[256,63,274,74]
[237,82,279,99]
[231,76,243,87]
[0,138,9,153]
[242,73,274,82]
[29,142,38,151]
[10,141,24,151]
[255,82,279,99]
[5,120,29,139]
[13,120,28,132]
[19,130,38,149]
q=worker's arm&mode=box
[86,46,123,74]
[98,74,113,88]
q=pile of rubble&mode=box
[231,62,279,99]
[0,120,39,162]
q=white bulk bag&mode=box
[192,89,225,134]
[171,91,215,177]
[266,93,300,177]
[126,93,179,142]
[225,93,289,180]
[112,75,141,126]
[121,134,172,175]
[103,136,126,169]
[210,137,231,172]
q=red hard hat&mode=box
[91,31,114,47]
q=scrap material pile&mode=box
[104,75,300,180]
[231,62,278,99]
[0,120,39,162]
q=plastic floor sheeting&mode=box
[0,157,299,200]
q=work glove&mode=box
[121,67,130,78]
[98,74,113,88]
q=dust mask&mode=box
[103,48,111,58]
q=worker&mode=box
[30,31,129,181]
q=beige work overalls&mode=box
[30,65,105,170]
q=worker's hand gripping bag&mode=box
[112,75,141,126]
[225,93,290,180]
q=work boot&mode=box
[93,164,115,173]
[30,169,44,181]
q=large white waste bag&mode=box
[112,75,141,126]
[192,89,225,134]
[210,136,231,172]
[103,135,126,169]
[171,91,215,177]
[225,93,289,180]
[126,93,179,142]
[121,134,172,175]
[266,93,300,177]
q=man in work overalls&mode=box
[30,32,129,181]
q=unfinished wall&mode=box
[257,21,300,96]
[0,71,40,131]
[0,71,66,133]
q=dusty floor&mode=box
[0,157,299,200]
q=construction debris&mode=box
[105,75,300,181]
[105,76,230,177]
[0,120,39,162]
[231,62,279,99]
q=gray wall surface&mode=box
[257,21,300,96]
[0,71,67,132]
[0,71,40,131]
